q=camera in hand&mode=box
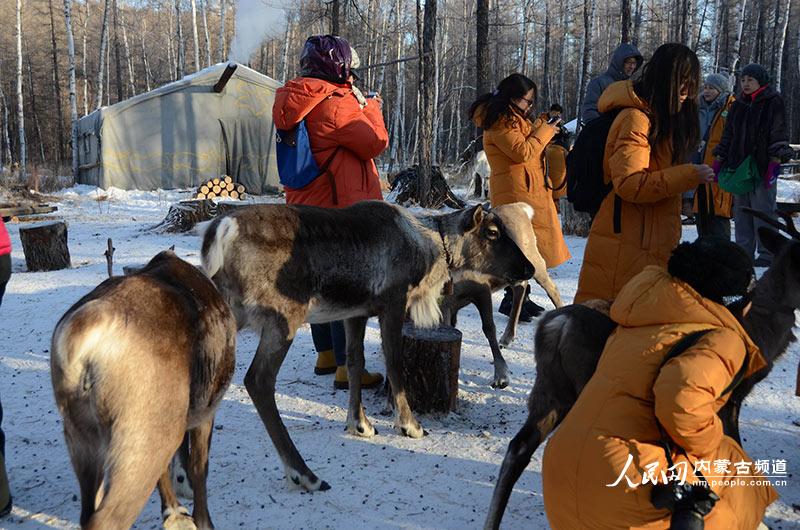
[650,480,720,530]
[547,115,561,124]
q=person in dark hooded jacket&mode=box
[580,43,643,124]
[712,63,794,267]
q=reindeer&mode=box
[200,201,536,493]
[441,202,563,388]
[50,251,236,530]
[484,210,800,530]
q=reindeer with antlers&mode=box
[484,209,800,530]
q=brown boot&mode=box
[314,350,337,375]
[333,366,384,390]
[0,452,10,518]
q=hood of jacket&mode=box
[610,266,767,377]
[597,79,648,114]
[273,77,350,130]
[605,43,643,82]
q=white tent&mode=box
[76,63,282,194]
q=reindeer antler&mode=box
[741,207,800,240]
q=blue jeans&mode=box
[310,321,347,366]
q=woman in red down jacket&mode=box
[272,35,388,389]
[0,217,11,517]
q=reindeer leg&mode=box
[473,289,509,389]
[188,418,214,530]
[170,434,193,500]
[499,283,525,348]
[484,387,568,530]
[344,317,375,438]
[244,317,329,491]
[158,467,196,530]
[63,424,104,528]
[380,304,425,438]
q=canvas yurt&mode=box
[75,62,281,194]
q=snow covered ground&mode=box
[0,184,798,529]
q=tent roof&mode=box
[84,62,282,121]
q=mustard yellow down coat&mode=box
[574,81,699,303]
[475,107,571,268]
[543,266,778,530]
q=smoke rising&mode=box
[228,0,287,64]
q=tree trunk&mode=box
[218,0,226,62]
[632,0,642,45]
[64,0,79,182]
[19,221,71,272]
[331,0,340,34]
[190,0,200,71]
[175,0,185,78]
[48,0,66,165]
[416,0,437,207]
[774,0,792,90]
[119,5,136,96]
[26,54,46,164]
[543,1,551,104]
[621,0,631,43]
[82,0,89,115]
[476,0,490,96]
[693,0,708,51]
[16,0,26,176]
[729,0,748,73]
[201,0,212,68]
[710,0,723,69]
[0,87,12,168]
[392,323,462,413]
[112,0,123,102]
[576,0,596,126]
[280,17,293,83]
[95,0,110,110]
[167,5,176,78]
[140,20,152,92]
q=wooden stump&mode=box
[560,197,593,237]
[19,221,71,272]
[150,199,218,233]
[392,323,462,413]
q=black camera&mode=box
[651,480,720,530]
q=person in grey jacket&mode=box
[580,43,643,124]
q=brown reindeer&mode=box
[200,201,537,493]
[484,210,800,529]
[50,251,236,530]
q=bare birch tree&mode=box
[64,0,79,180]
[95,0,110,110]
[774,0,792,90]
[48,0,66,163]
[416,0,437,206]
[16,0,27,175]
[119,5,136,96]
[219,0,226,61]
[176,0,186,78]
[201,0,212,67]
[476,0,490,96]
[82,0,89,115]
[0,87,12,168]
[190,0,201,71]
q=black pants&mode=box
[0,252,10,456]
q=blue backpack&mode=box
[276,120,341,198]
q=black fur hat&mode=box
[668,237,755,304]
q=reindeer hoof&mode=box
[499,334,514,348]
[398,423,425,439]
[163,507,197,530]
[285,468,329,492]
[346,420,376,438]
[319,480,331,491]
[491,377,509,389]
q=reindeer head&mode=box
[449,203,536,283]
[747,208,800,310]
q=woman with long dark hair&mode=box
[574,43,715,303]
[469,74,570,318]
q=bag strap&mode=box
[317,146,342,205]
[655,329,749,471]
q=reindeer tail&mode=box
[201,216,239,277]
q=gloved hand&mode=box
[764,160,780,189]
[711,158,723,182]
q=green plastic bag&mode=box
[718,155,759,195]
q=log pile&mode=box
[194,176,247,200]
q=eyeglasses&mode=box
[519,97,534,107]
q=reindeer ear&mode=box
[460,204,485,233]
[758,226,789,255]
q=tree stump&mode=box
[560,197,593,237]
[390,323,462,413]
[19,221,71,272]
[150,199,218,233]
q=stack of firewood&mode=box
[195,176,247,200]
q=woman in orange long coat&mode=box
[543,238,778,529]
[574,44,714,303]
[469,74,570,315]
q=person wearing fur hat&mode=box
[543,237,777,529]
[272,35,386,389]
[690,73,736,238]
[712,63,794,267]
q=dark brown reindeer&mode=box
[200,201,536,493]
[51,251,236,530]
[484,210,800,529]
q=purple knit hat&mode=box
[299,35,353,84]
